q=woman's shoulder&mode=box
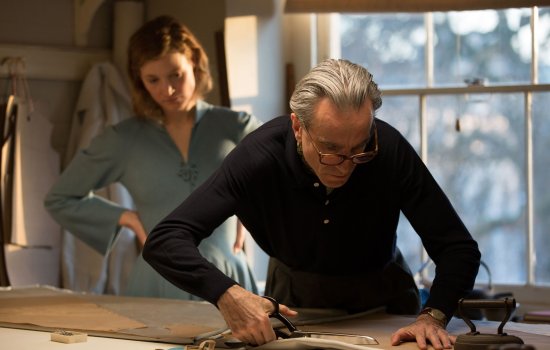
[110,117,160,136]
[198,100,257,124]
[87,117,159,152]
[197,100,262,138]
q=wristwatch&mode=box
[419,307,447,326]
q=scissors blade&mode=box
[291,330,379,345]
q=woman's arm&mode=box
[44,126,130,254]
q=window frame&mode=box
[312,8,550,307]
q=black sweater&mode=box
[143,116,481,320]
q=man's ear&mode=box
[290,113,301,140]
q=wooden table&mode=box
[1,286,549,349]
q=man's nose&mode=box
[337,158,356,171]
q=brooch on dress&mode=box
[178,162,198,186]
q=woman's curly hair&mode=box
[127,15,212,122]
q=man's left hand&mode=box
[390,314,455,350]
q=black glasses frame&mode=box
[302,121,378,166]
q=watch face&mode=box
[422,307,447,323]
[429,309,446,321]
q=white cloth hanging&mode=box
[61,61,135,295]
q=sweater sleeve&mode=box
[44,126,130,255]
[396,136,481,320]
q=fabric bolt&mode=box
[45,100,261,299]
[144,115,480,317]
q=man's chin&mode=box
[320,176,349,189]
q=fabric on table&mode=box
[253,337,379,350]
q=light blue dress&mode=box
[45,100,261,299]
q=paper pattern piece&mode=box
[0,296,145,332]
[0,287,226,344]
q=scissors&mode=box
[263,296,379,346]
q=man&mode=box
[143,59,481,350]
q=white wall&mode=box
[283,13,315,92]
[225,0,286,121]
[223,0,286,286]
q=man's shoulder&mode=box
[375,118,400,136]
[375,118,412,148]
[253,115,290,134]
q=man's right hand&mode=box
[217,285,297,346]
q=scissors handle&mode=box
[262,296,297,332]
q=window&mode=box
[317,7,550,292]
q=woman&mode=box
[45,15,260,299]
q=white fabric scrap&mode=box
[253,337,379,350]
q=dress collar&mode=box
[195,99,211,124]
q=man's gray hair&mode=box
[289,59,382,127]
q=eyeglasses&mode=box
[302,121,378,166]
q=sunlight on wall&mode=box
[225,15,258,114]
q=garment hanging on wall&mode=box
[1,57,60,287]
[0,94,16,286]
[61,61,134,295]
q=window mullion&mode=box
[419,94,429,266]
[525,6,537,286]
[525,92,535,286]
